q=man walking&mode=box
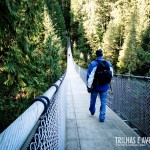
[86,49,113,122]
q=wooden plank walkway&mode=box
[65,45,150,150]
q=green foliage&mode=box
[70,0,117,67]
[0,0,67,131]
[45,0,67,48]
[62,0,71,30]
[102,21,123,72]
[70,0,150,76]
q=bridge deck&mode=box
[65,50,150,150]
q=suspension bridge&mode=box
[0,38,150,150]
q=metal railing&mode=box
[0,74,66,150]
[74,62,87,83]
[108,74,150,137]
[29,75,66,150]
[74,62,150,137]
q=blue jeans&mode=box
[89,91,108,121]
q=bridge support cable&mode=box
[0,74,66,150]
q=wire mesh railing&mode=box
[74,62,150,137]
[0,74,67,150]
[108,75,150,137]
[74,62,87,83]
[28,76,67,150]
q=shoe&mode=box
[99,119,105,122]
[89,108,95,115]
[91,112,94,115]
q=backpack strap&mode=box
[95,59,101,64]
[95,59,110,71]
[95,59,107,65]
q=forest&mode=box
[70,0,150,76]
[0,0,149,131]
[0,0,68,131]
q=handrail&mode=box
[114,74,150,80]
[73,61,150,80]
[0,74,65,150]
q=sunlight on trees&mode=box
[70,0,150,75]
[0,0,67,131]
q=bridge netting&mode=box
[29,77,67,150]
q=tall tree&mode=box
[135,0,150,75]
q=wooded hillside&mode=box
[70,0,150,76]
[0,0,68,131]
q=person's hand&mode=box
[87,87,93,93]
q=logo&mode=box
[115,137,150,146]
